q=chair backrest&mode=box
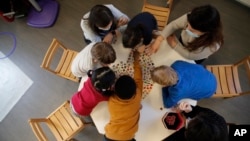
[28,101,87,141]
[141,0,173,30]
[41,38,79,82]
[206,56,250,98]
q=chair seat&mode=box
[27,0,59,28]
[142,0,173,30]
[206,56,250,98]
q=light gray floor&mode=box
[0,0,250,141]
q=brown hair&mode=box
[151,65,178,86]
[186,5,224,52]
[91,42,116,65]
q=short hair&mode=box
[122,24,143,49]
[114,75,136,100]
[88,67,116,96]
[185,112,229,141]
[91,42,116,65]
[150,65,178,86]
[88,5,115,34]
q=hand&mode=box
[177,102,192,113]
[146,36,164,55]
[167,34,178,48]
[135,44,146,53]
[117,16,129,27]
[103,33,114,44]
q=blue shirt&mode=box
[162,61,217,108]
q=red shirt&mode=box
[71,78,109,116]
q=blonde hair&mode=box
[151,65,178,86]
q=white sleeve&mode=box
[161,14,188,38]
[105,4,129,20]
[80,12,102,42]
[71,43,96,77]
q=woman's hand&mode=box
[117,16,129,27]
[146,35,164,55]
[167,34,178,48]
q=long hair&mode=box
[186,5,224,51]
[88,5,116,34]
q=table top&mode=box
[78,36,196,141]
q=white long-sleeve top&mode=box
[71,42,96,77]
[80,4,129,42]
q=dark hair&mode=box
[122,24,143,49]
[91,42,116,64]
[185,113,229,141]
[88,5,116,35]
[114,75,136,99]
[186,4,224,51]
[87,67,116,96]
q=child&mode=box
[70,67,116,121]
[104,52,142,141]
[71,42,116,78]
[163,102,228,141]
[151,60,216,108]
[81,4,129,44]
[122,12,158,53]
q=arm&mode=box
[80,13,102,42]
[105,4,129,27]
[163,87,181,108]
[174,42,220,60]
[133,52,143,97]
[148,14,188,54]
[161,14,188,38]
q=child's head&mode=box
[88,67,116,96]
[114,75,136,100]
[91,42,116,66]
[185,113,228,141]
[151,65,178,86]
[122,24,143,49]
[88,5,115,33]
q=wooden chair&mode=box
[141,0,173,30]
[41,38,79,82]
[206,56,250,98]
[28,100,91,141]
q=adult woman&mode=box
[149,5,223,64]
[81,4,129,44]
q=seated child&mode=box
[71,42,116,78]
[122,12,158,53]
[163,102,228,141]
[70,67,116,121]
[104,52,142,141]
[151,60,216,108]
[81,4,129,44]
